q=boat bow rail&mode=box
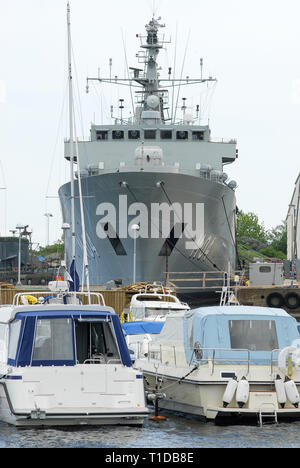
[12,290,106,307]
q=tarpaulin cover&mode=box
[183,306,300,365]
[122,321,164,336]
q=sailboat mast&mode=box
[67,2,76,263]
[67,3,91,299]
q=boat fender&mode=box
[274,375,286,408]
[141,336,151,356]
[222,376,238,408]
[278,346,298,371]
[236,377,249,408]
[284,376,300,408]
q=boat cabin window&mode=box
[160,130,173,139]
[192,131,204,141]
[128,130,140,139]
[96,130,109,141]
[112,130,124,140]
[135,295,177,303]
[176,131,188,140]
[75,321,120,364]
[32,318,74,362]
[144,130,157,139]
[8,320,22,362]
[229,320,279,351]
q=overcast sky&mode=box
[0,0,299,248]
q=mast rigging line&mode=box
[221,195,241,270]
[121,29,135,118]
[122,183,217,271]
[173,29,191,124]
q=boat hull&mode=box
[141,368,300,424]
[59,170,236,290]
[0,365,148,428]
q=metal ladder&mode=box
[258,403,278,427]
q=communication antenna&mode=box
[109,58,112,81]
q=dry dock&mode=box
[237,285,300,319]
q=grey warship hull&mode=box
[59,170,236,292]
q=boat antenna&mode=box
[67,2,76,264]
[171,22,178,123]
[121,29,135,118]
[67,3,91,301]
[173,29,191,123]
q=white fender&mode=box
[284,376,300,408]
[236,377,249,408]
[274,375,286,408]
[141,335,152,356]
[278,346,298,371]
[223,377,238,408]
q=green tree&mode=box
[236,210,268,243]
[267,222,287,254]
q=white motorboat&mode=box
[129,284,190,321]
[135,305,300,425]
[123,284,189,361]
[0,282,148,427]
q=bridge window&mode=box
[128,130,140,139]
[192,131,204,141]
[176,131,188,140]
[160,130,173,139]
[96,130,109,141]
[112,130,124,140]
[144,130,157,139]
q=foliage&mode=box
[236,210,268,243]
[236,210,287,262]
[267,222,287,254]
[258,246,286,260]
[33,241,64,258]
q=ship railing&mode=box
[145,344,280,377]
[209,137,237,144]
[167,269,248,291]
[12,290,106,307]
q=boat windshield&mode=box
[31,318,121,365]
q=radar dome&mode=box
[146,95,160,109]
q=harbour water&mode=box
[1,410,300,448]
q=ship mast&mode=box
[86,17,217,125]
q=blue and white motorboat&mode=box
[135,305,300,424]
[0,284,148,427]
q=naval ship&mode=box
[59,16,238,298]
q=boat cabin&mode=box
[157,306,300,366]
[0,304,132,368]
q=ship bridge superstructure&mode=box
[64,17,238,182]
